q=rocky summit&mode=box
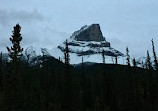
[71,24,105,42]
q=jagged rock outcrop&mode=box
[58,24,123,56]
[72,24,105,42]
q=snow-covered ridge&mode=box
[0,45,142,67]
[21,45,155,67]
[58,39,122,56]
[25,46,51,58]
[23,45,124,65]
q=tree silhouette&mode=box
[132,58,137,67]
[3,24,24,111]
[102,50,105,64]
[64,39,70,65]
[6,24,23,63]
[115,56,118,64]
[146,50,152,70]
[151,39,158,70]
[126,47,130,67]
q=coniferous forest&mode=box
[0,24,158,111]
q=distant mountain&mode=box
[2,24,125,65]
[2,24,152,67]
[71,24,105,41]
[51,24,125,64]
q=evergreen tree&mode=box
[115,56,118,64]
[151,39,158,70]
[126,47,130,66]
[39,51,49,111]
[6,24,23,64]
[61,39,72,110]
[3,24,24,111]
[132,58,137,67]
[64,39,70,65]
[59,56,61,61]
[146,50,152,70]
[102,50,105,64]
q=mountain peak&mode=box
[71,24,105,42]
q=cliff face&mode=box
[74,24,105,42]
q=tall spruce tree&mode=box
[115,56,118,64]
[102,50,105,64]
[62,39,72,110]
[146,50,152,70]
[132,58,137,67]
[126,47,130,66]
[6,24,23,64]
[3,24,24,111]
[151,39,158,70]
[64,39,70,65]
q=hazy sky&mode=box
[0,0,158,58]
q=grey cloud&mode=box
[21,26,70,49]
[0,9,44,26]
[0,9,45,52]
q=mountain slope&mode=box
[3,24,149,66]
[51,24,125,64]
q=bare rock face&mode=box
[75,24,105,42]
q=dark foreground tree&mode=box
[61,39,73,111]
[102,50,105,64]
[146,50,152,70]
[64,39,70,65]
[6,24,23,63]
[151,39,158,70]
[3,24,24,111]
[126,47,130,67]
[132,58,137,67]
[115,56,118,64]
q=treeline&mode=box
[0,24,158,111]
[101,40,158,71]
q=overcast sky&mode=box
[0,0,158,58]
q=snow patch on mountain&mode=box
[25,46,51,58]
[50,47,126,64]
